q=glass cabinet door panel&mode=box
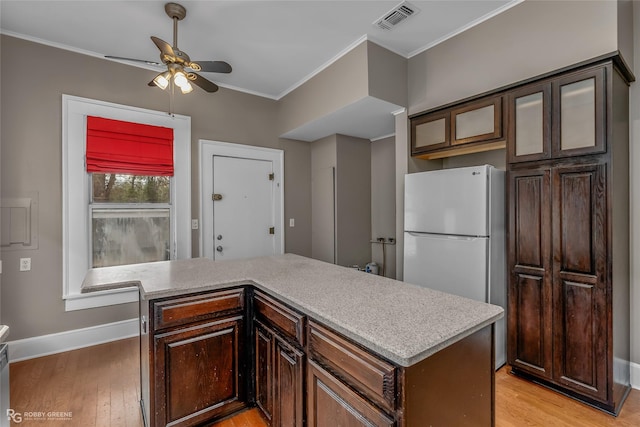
[415,118,447,148]
[455,105,495,140]
[411,111,450,155]
[560,78,596,150]
[515,92,544,156]
[507,81,551,164]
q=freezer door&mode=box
[403,232,488,302]
[404,165,489,236]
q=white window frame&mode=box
[62,95,191,311]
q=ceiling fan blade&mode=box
[189,61,232,73]
[151,36,175,60]
[105,55,163,67]
[188,72,219,93]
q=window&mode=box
[63,95,191,311]
[90,173,171,268]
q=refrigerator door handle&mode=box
[405,232,486,241]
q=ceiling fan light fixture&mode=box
[153,71,171,90]
[180,81,194,94]
[173,70,189,89]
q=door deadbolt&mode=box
[217,235,223,240]
[216,246,223,252]
[212,193,223,201]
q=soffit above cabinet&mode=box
[280,96,402,142]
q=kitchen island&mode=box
[83,253,503,427]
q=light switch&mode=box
[191,219,199,230]
[289,218,295,227]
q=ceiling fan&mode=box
[106,2,231,94]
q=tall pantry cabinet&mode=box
[506,59,631,415]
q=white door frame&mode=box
[199,140,284,259]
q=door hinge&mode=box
[269,173,275,181]
[269,227,275,235]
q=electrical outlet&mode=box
[191,219,199,230]
[20,257,31,272]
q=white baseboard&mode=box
[6,318,138,363]
[632,361,640,390]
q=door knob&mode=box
[216,246,223,252]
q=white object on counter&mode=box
[365,262,379,275]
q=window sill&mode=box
[64,287,139,311]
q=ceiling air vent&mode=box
[374,1,420,30]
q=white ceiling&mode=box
[0,0,522,140]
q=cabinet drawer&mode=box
[308,321,396,412]
[254,291,305,347]
[307,360,395,427]
[154,288,245,330]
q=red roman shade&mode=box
[86,116,174,176]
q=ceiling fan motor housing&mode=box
[165,3,186,20]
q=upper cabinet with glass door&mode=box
[411,95,505,159]
[411,110,450,155]
[451,96,503,145]
[552,66,605,158]
[507,64,606,163]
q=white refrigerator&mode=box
[403,165,506,368]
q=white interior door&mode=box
[212,156,275,260]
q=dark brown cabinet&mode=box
[307,360,394,427]
[254,320,305,427]
[307,321,494,427]
[508,167,553,379]
[306,321,396,427]
[154,316,245,426]
[506,59,631,415]
[507,65,606,164]
[140,288,248,427]
[551,162,608,401]
[141,286,497,426]
[253,291,305,427]
[411,95,505,159]
[273,336,304,427]
[255,322,274,422]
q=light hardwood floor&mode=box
[9,337,640,426]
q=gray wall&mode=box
[278,40,407,138]
[0,35,312,340]
[408,0,619,115]
[310,134,372,268]
[630,0,640,379]
[279,42,369,135]
[335,135,371,268]
[371,136,396,278]
[367,42,408,109]
[310,135,337,263]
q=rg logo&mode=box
[6,409,22,423]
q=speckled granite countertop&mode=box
[82,253,503,367]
